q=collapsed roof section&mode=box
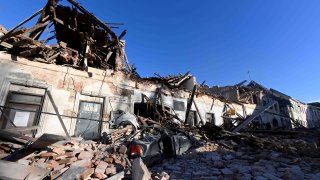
[142,72,197,91]
[0,0,131,72]
[202,80,274,104]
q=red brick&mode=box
[95,161,108,174]
[52,148,65,155]
[47,160,60,170]
[40,152,57,158]
[78,151,94,160]
[57,157,77,165]
[93,172,107,179]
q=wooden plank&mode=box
[46,52,60,63]
[0,41,13,49]
[12,35,43,47]
[66,0,117,39]
[185,85,197,125]
[193,99,204,125]
[30,133,65,149]
[6,126,40,132]
[0,129,35,144]
[0,8,43,42]
[46,90,71,140]
[29,0,56,40]
[232,101,276,132]
[0,107,16,127]
[123,50,132,72]
[0,160,50,180]
[23,21,50,35]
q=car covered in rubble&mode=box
[129,127,195,166]
[109,111,195,165]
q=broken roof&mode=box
[0,0,130,72]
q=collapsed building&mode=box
[0,0,320,179]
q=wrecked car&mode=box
[129,127,195,166]
[109,110,140,130]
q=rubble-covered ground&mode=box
[151,140,320,180]
[1,127,320,179]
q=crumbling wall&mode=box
[0,52,117,137]
[0,51,307,138]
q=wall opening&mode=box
[206,113,215,124]
[133,102,170,121]
[0,91,44,137]
[186,110,197,126]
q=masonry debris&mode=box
[1,0,320,179]
[0,0,130,73]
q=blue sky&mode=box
[1,0,320,102]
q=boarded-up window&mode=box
[75,101,102,139]
[0,92,43,136]
[173,100,185,111]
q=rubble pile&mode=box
[151,141,320,180]
[0,0,320,180]
[149,124,320,179]
[0,139,133,179]
[0,118,320,179]
[200,123,320,157]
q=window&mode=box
[74,101,102,139]
[173,100,185,111]
[206,113,215,124]
[0,92,44,137]
[186,110,197,126]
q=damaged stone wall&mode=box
[0,52,268,138]
[1,50,318,139]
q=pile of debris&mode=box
[0,0,130,72]
[200,122,320,157]
[0,116,194,180]
[0,131,155,180]
[0,117,320,179]
[151,140,320,180]
[0,140,129,179]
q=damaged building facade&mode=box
[0,0,320,141]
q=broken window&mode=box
[0,92,43,136]
[173,100,185,111]
[134,102,170,121]
[134,103,151,118]
[74,101,102,139]
[206,113,215,124]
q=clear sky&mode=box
[1,0,320,102]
